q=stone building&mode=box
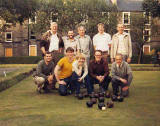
[0,19,41,57]
[0,0,160,57]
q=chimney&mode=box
[111,0,117,5]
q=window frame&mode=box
[29,45,37,56]
[143,29,151,42]
[5,32,12,42]
[122,12,130,25]
[143,45,150,55]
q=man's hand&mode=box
[58,80,66,85]
[127,58,131,63]
[122,86,129,91]
[96,76,101,82]
[99,76,105,83]
[119,78,127,84]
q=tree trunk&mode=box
[138,47,143,64]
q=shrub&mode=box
[0,56,42,64]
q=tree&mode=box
[0,0,39,24]
[142,0,160,18]
[31,0,118,37]
[130,13,148,63]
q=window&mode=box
[5,48,13,57]
[29,16,37,24]
[124,29,130,33]
[5,20,12,25]
[5,32,12,42]
[143,12,151,25]
[122,12,130,25]
[29,45,37,56]
[30,31,36,40]
[143,29,151,42]
[143,45,150,55]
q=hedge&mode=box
[0,56,42,64]
[0,55,155,64]
[0,69,34,92]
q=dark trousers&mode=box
[58,76,73,96]
[112,78,129,97]
[72,72,92,95]
[90,75,111,93]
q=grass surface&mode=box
[0,64,36,81]
[0,71,160,126]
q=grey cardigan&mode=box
[111,61,133,86]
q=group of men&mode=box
[33,22,133,98]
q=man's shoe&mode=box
[122,89,129,97]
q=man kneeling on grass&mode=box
[54,47,75,96]
[111,53,133,97]
[33,51,56,93]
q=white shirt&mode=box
[117,33,127,55]
[49,33,59,52]
[93,32,111,52]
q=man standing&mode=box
[111,54,133,97]
[40,22,64,64]
[111,23,132,63]
[62,30,78,55]
[93,23,111,60]
[54,47,75,96]
[33,52,55,93]
[89,50,111,93]
[76,26,93,66]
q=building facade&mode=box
[0,0,160,57]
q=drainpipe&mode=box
[28,18,30,56]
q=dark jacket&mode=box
[89,59,110,79]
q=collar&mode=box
[77,35,87,38]
[98,32,105,36]
[94,59,103,64]
[115,32,128,37]
[51,32,57,36]
[66,37,76,41]
[116,61,124,68]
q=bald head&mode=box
[50,22,58,34]
[117,23,125,34]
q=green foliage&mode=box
[131,55,154,64]
[0,56,42,64]
[0,69,33,92]
[0,0,39,24]
[30,0,118,36]
[142,0,160,18]
[130,13,147,63]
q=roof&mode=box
[109,0,144,12]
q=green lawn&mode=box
[0,71,160,126]
[0,64,36,81]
